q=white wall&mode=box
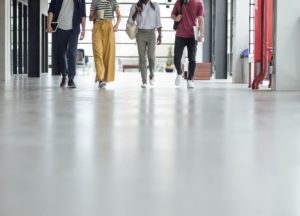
[0,0,11,81]
[232,0,249,83]
[274,0,300,90]
[41,0,49,15]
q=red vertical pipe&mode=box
[248,61,251,88]
[252,0,273,89]
[252,0,264,89]
[252,0,262,89]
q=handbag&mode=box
[173,21,180,30]
[125,22,138,40]
[173,0,183,30]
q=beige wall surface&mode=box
[274,0,300,90]
[232,0,249,84]
[41,0,49,15]
[0,0,10,81]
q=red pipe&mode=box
[248,63,251,88]
[252,0,273,90]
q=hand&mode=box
[198,33,203,42]
[113,24,119,32]
[175,14,182,22]
[89,14,95,21]
[47,25,53,33]
[80,31,85,40]
[135,5,142,13]
[89,11,97,21]
[157,34,162,45]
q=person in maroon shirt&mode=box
[171,0,204,88]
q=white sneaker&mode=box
[141,83,148,88]
[175,75,182,86]
[187,80,195,88]
[149,78,155,86]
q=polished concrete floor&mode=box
[1,72,300,216]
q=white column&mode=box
[0,0,11,81]
[274,0,300,90]
[232,0,249,83]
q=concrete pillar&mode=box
[202,0,212,63]
[232,0,249,83]
[214,0,228,79]
[28,0,41,77]
[273,0,300,90]
[0,0,11,81]
[202,0,227,79]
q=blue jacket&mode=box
[48,0,86,34]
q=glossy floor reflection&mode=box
[0,73,300,216]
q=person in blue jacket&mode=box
[48,0,86,88]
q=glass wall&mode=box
[11,0,29,75]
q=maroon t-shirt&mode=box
[171,0,204,38]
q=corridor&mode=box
[0,73,300,216]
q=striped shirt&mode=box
[90,0,119,20]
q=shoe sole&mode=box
[149,80,155,86]
[60,81,67,87]
[175,79,182,86]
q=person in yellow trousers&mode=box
[89,0,121,88]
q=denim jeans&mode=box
[173,36,197,80]
[52,28,79,79]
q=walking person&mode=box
[128,0,162,88]
[171,0,204,88]
[89,0,121,88]
[48,0,86,88]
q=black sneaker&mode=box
[60,77,67,87]
[68,79,77,88]
[98,81,107,88]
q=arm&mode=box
[127,4,135,23]
[171,13,182,22]
[197,2,205,42]
[89,10,96,22]
[47,0,56,33]
[89,1,96,21]
[171,1,182,22]
[156,4,162,45]
[47,12,54,33]
[128,4,137,23]
[80,1,86,40]
[113,7,121,32]
[48,0,56,15]
[157,27,162,45]
[132,2,142,21]
[80,17,86,40]
[198,16,204,36]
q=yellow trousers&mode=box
[92,20,115,82]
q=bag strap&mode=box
[179,0,183,14]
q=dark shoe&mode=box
[68,79,77,88]
[60,77,67,87]
[98,81,106,88]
